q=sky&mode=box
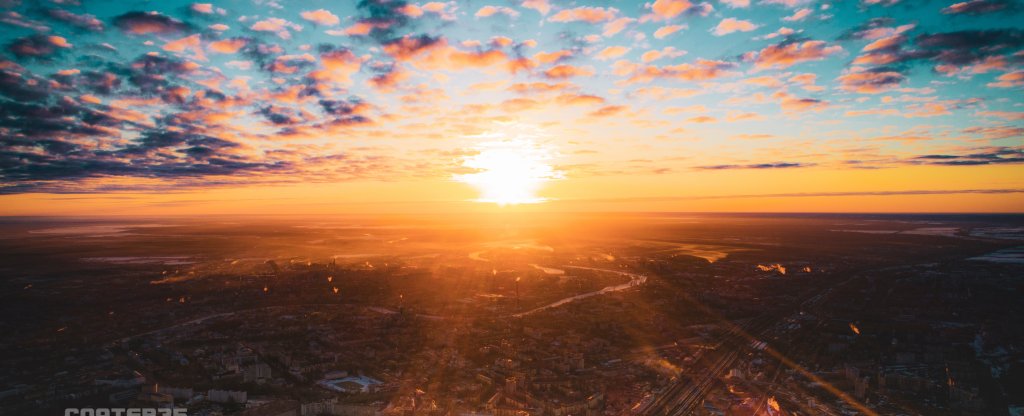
[0,0,1021,215]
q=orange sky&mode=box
[2,163,1021,215]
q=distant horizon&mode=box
[3,210,1024,219]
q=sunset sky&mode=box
[0,0,1021,215]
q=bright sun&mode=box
[455,139,561,205]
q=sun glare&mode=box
[456,139,561,205]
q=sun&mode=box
[455,139,561,205]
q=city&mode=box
[1,213,1021,415]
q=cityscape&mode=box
[1,213,1022,415]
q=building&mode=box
[245,362,273,383]
[208,389,247,404]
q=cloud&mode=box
[7,35,71,58]
[307,48,362,85]
[963,126,1024,139]
[721,0,751,7]
[915,29,1024,66]
[744,75,785,88]
[726,111,764,121]
[588,105,627,117]
[521,0,551,15]
[574,188,1024,203]
[617,59,736,84]
[0,11,50,32]
[977,111,1024,120]
[747,40,842,69]
[549,6,618,23]
[163,34,205,61]
[941,0,1018,15]
[910,148,1023,165]
[843,28,1024,89]
[773,91,828,112]
[507,81,573,94]
[381,35,519,74]
[0,0,1020,196]
[596,46,630,60]
[782,8,812,21]
[209,37,248,54]
[190,3,215,14]
[640,47,686,63]
[301,9,341,26]
[555,93,605,105]
[713,18,759,36]
[838,68,906,93]
[543,64,594,79]
[696,162,813,170]
[367,63,408,91]
[382,34,444,59]
[250,17,303,39]
[0,93,299,190]
[266,53,316,74]
[758,27,799,40]
[654,25,685,39]
[987,71,1024,88]
[762,0,813,7]
[603,17,635,36]
[476,6,520,18]
[113,11,190,35]
[351,0,415,42]
[46,9,104,31]
[415,2,457,20]
[648,0,710,19]
[533,50,573,64]
[861,0,901,6]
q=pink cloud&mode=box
[190,3,214,14]
[550,6,618,23]
[209,38,247,54]
[603,17,635,36]
[782,8,811,21]
[300,9,340,26]
[620,59,737,84]
[544,64,595,79]
[521,0,551,15]
[649,0,695,19]
[654,25,685,39]
[476,6,520,17]
[987,71,1024,88]
[163,34,205,61]
[596,46,630,61]
[250,18,303,39]
[641,47,686,63]
[838,70,905,93]
[721,0,751,7]
[713,18,758,36]
[750,40,842,69]
[308,49,362,85]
